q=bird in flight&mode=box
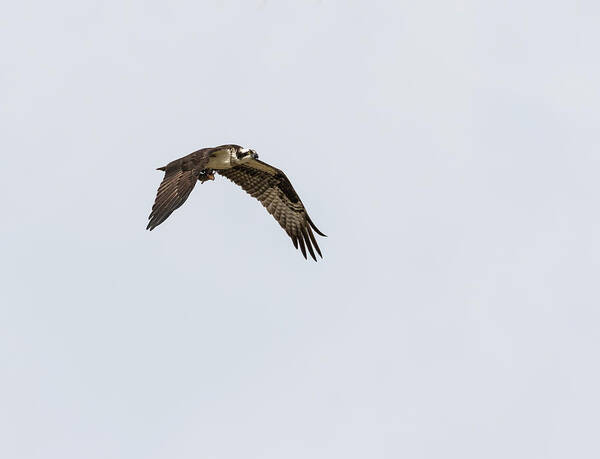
[146,144,326,261]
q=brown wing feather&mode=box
[217,159,326,261]
[146,150,211,230]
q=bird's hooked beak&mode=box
[251,150,259,159]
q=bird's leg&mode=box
[198,169,215,184]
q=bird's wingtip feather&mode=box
[307,216,327,237]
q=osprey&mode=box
[146,144,326,261]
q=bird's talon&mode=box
[198,169,215,183]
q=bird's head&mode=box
[232,145,259,164]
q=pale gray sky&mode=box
[2,1,600,458]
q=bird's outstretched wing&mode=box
[146,151,211,230]
[146,169,199,230]
[217,159,326,261]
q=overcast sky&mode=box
[2,1,600,458]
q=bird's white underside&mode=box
[206,147,251,170]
